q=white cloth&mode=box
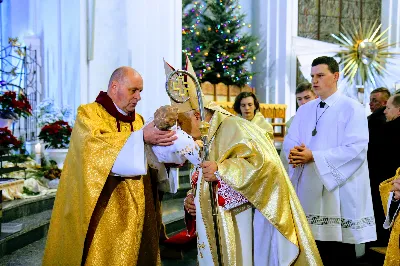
[284,91,377,244]
[151,126,201,166]
[111,130,147,176]
[146,125,201,193]
[383,192,400,229]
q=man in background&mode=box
[367,87,392,248]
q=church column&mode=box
[80,0,182,121]
[381,0,400,89]
[251,0,298,118]
[126,0,182,120]
[382,0,400,49]
[84,0,130,104]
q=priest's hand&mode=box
[391,177,400,200]
[184,193,196,216]
[143,122,177,146]
[288,143,314,167]
[201,161,218,182]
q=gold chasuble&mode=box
[379,169,400,266]
[43,98,161,265]
[250,111,274,140]
[200,105,322,265]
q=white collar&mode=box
[114,103,128,115]
[319,90,341,107]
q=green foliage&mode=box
[23,186,40,195]
[182,0,260,86]
[29,159,61,181]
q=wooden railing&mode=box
[201,82,287,140]
[215,101,287,140]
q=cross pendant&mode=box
[312,128,317,136]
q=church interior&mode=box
[0,0,399,265]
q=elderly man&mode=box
[284,56,376,266]
[172,57,322,265]
[43,67,176,266]
[368,93,400,248]
[368,87,391,176]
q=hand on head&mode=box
[288,143,314,168]
[143,121,177,146]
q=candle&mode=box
[35,143,41,154]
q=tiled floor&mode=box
[162,198,185,224]
[0,236,385,266]
[0,197,386,266]
[0,198,192,266]
[0,237,198,266]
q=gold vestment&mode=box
[199,108,322,265]
[250,111,274,140]
[379,168,400,266]
[43,103,161,266]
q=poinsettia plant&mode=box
[38,121,72,149]
[0,127,22,155]
[0,91,32,119]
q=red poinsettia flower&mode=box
[0,127,22,155]
[0,91,32,119]
[38,120,73,149]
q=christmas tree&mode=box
[182,0,260,87]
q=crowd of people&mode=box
[42,56,400,266]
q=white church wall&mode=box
[84,0,130,103]
[1,0,81,113]
[240,0,298,118]
[81,0,182,121]
[382,0,400,89]
[382,0,400,49]
[126,0,182,121]
[2,0,182,121]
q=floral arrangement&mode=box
[0,91,32,119]
[30,159,62,181]
[34,98,73,127]
[38,121,72,149]
[0,127,22,155]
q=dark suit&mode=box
[368,112,400,246]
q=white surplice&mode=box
[284,91,377,244]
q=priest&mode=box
[43,67,176,266]
[167,57,322,266]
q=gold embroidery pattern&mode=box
[197,235,206,259]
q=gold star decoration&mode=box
[331,20,399,86]
[8,37,21,47]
